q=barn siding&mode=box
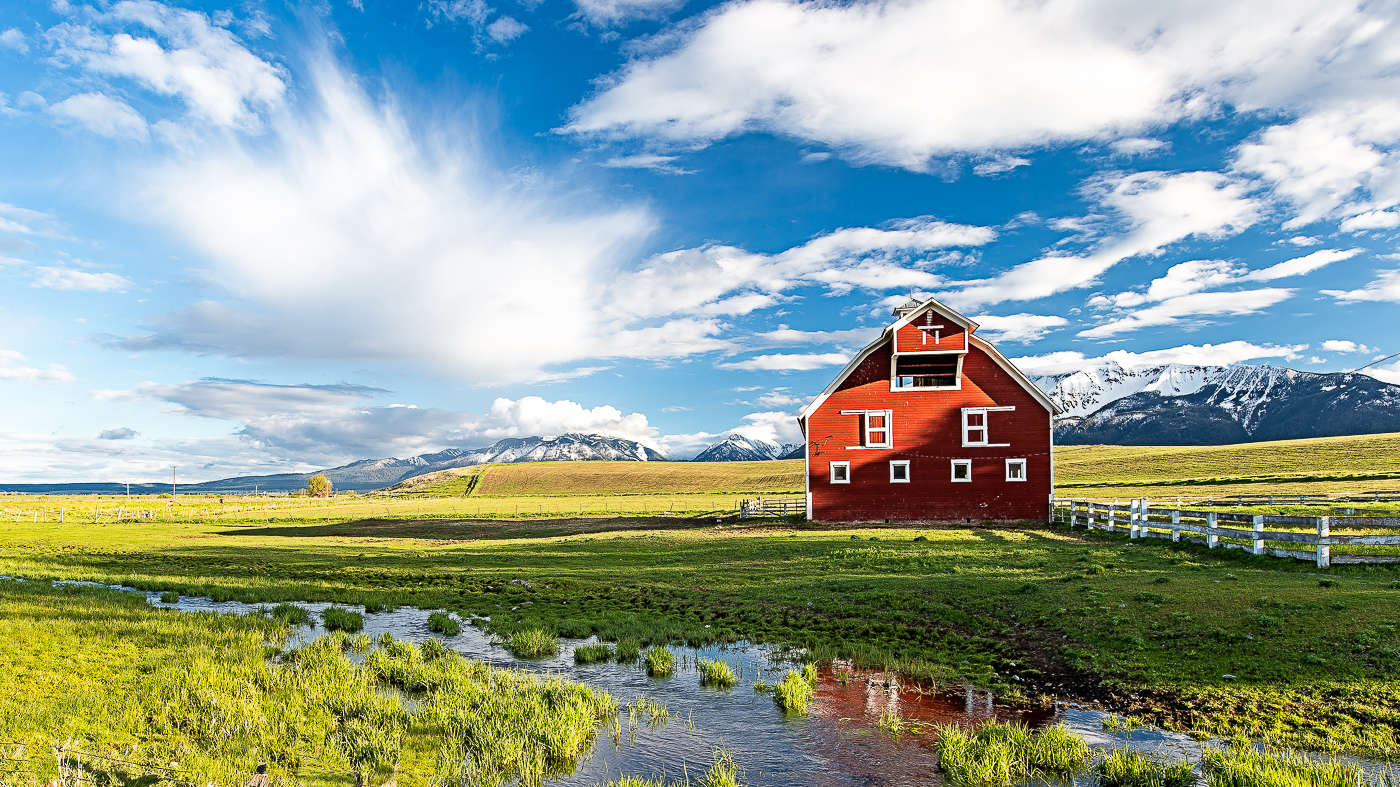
[893,317,966,353]
[807,339,1052,522]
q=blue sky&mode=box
[2,0,1400,481]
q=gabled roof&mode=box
[797,297,1061,427]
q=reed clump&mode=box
[507,628,558,658]
[697,658,738,688]
[645,647,675,677]
[322,606,364,632]
[159,591,179,603]
[427,611,460,636]
[574,643,614,664]
[1097,749,1194,787]
[1201,746,1367,787]
[271,602,311,626]
[935,721,1091,787]
[615,639,641,662]
[774,669,813,713]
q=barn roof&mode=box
[797,297,1060,426]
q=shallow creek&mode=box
[32,580,1388,785]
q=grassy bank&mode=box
[6,515,1400,757]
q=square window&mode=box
[1006,458,1027,482]
[951,459,971,482]
[890,460,910,483]
[830,462,851,484]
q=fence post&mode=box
[1087,502,1096,531]
[1129,499,1140,539]
[1107,501,1116,533]
[1207,512,1218,549]
[1252,514,1265,555]
[1171,509,1181,542]
[1316,517,1330,570]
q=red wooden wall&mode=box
[893,316,966,353]
[806,340,1052,522]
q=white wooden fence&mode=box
[739,496,806,518]
[1052,498,1400,569]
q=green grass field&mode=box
[388,459,805,496]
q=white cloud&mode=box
[131,379,664,462]
[1077,288,1295,338]
[50,0,286,130]
[746,326,880,349]
[99,427,139,439]
[602,153,690,173]
[1370,361,1400,386]
[971,313,1068,344]
[573,0,685,26]
[1109,138,1168,157]
[972,156,1029,177]
[486,16,528,44]
[728,410,802,446]
[1322,269,1400,303]
[1012,340,1308,377]
[756,387,811,408]
[0,28,29,53]
[1088,248,1355,313]
[1246,248,1361,280]
[0,203,68,238]
[717,352,850,371]
[32,266,134,291]
[565,0,1400,171]
[942,170,1259,309]
[0,356,78,385]
[1322,339,1376,353]
[611,217,993,321]
[1287,235,1322,246]
[48,93,149,140]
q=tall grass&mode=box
[1202,746,1368,787]
[774,669,813,713]
[507,628,559,658]
[322,606,364,632]
[615,639,641,662]
[574,643,614,664]
[271,602,311,626]
[697,658,738,688]
[646,647,675,677]
[1098,749,1194,787]
[935,721,1091,787]
[427,611,460,635]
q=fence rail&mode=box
[1065,490,1400,507]
[1052,498,1400,569]
[738,496,805,518]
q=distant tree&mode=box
[307,473,333,498]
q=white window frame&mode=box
[830,461,851,484]
[1005,458,1027,482]
[951,459,972,483]
[889,460,911,483]
[961,406,1015,447]
[839,409,893,449]
[890,353,964,391]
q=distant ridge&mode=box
[0,433,664,494]
[1033,362,1400,446]
[692,434,802,462]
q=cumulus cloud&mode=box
[941,170,1259,309]
[745,326,880,350]
[99,427,138,439]
[121,378,664,464]
[1322,269,1400,303]
[1322,340,1377,353]
[48,93,149,140]
[971,313,1068,344]
[1012,340,1309,377]
[486,16,528,44]
[611,217,994,321]
[0,352,78,385]
[565,0,1400,171]
[716,352,850,371]
[32,266,134,291]
[1078,288,1294,339]
[0,28,29,53]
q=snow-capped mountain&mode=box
[446,434,664,465]
[1032,362,1400,445]
[692,434,803,462]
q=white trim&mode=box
[830,461,851,484]
[962,406,1014,447]
[890,352,964,392]
[839,409,893,448]
[1005,458,1027,482]
[951,459,972,482]
[889,460,911,483]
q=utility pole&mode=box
[172,466,178,496]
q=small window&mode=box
[963,409,987,446]
[863,411,891,448]
[894,355,958,388]
[951,459,971,482]
[830,462,851,484]
[890,460,910,483]
[1006,458,1026,482]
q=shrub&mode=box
[427,611,460,636]
[913,535,929,542]
[698,658,738,688]
[1016,582,1040,594]
[507,628,558,658]
[774,669,814,713]
[645,647,675,677]
[322,607,364,632]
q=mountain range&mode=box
[1033,363,1400,445]
[692,434,804,462]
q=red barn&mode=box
[798,296,1060,523]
